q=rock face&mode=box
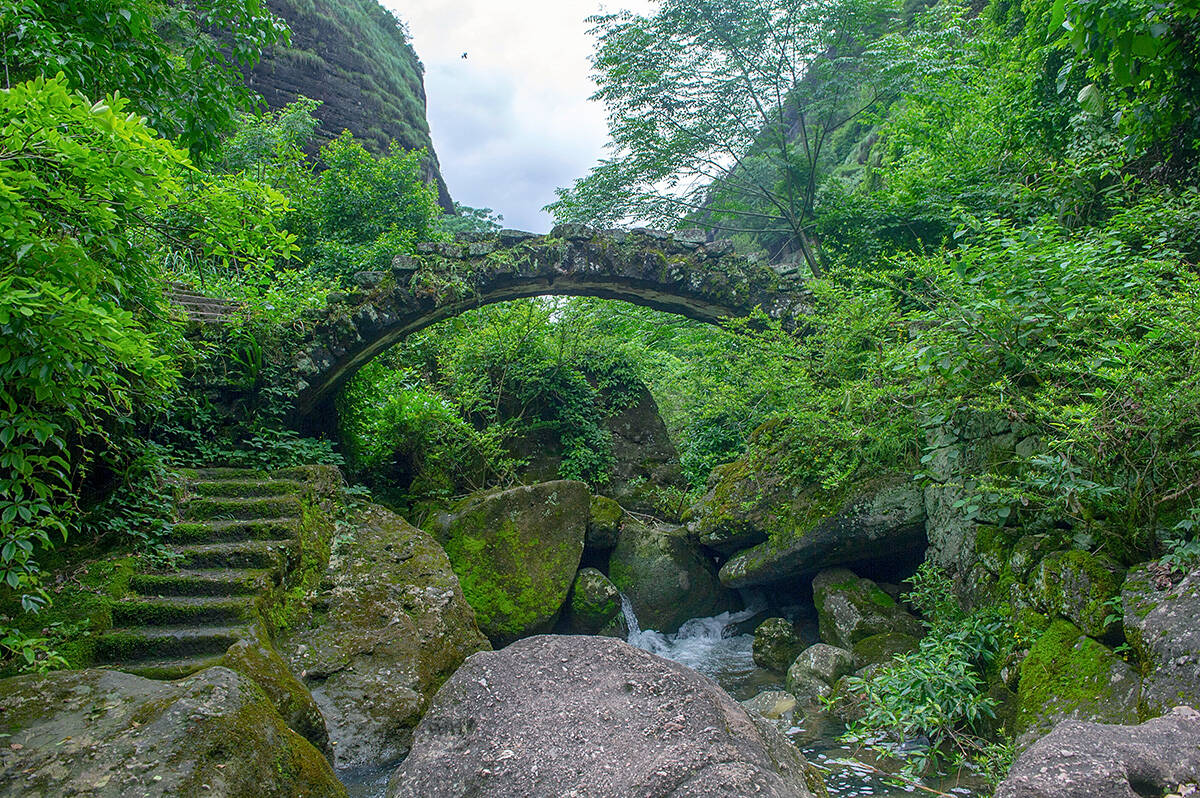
[1123,565,1200,715]
[609,516,738,633]
[812,568,924,650]
[1029,550,1124,639]
[387,635,826,798]
[716,478,927,589]
[603,383,689,515]
[436,480,589,646]
[996,706,1200,798]
[1014,619,1140,745]
[282,503,489,768]
[0,667,345,797]
[753,617,804,672]
[247,0,453,209]
[560,567,627,637]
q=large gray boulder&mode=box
[1123,564,1200,716]
[282,503,490,768]
[0,667,345,797]
[387,635,826,798]
[609,516,738,632]
[812,568,924,650]
[996,706,1200,798]
[433,480,589,645]
[718,479,926,588]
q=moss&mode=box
[1031,549,1124,638]
[589,495,622,533]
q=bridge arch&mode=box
[290,226,809,420]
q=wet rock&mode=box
[850,631,920,668]
[1123,564,1200,715]
[282,503,489,769]
[387,635,826,798]
[1014,619,1140,747]
[812,568,924,650]
[0,667,344,797]
[753,617,803,672]
[1029,550,1124,639]
[609,516,739,633]
[435,480,589,646]
[996,706,1200,798]
[743,689,800,723]
[786,643,854,705]
[560,567,627,637]
[587,494,623,551]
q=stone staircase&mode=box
[166,281,243,324]
[95,468,308,679]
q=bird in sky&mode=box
[461,52,468,59]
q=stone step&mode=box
[190,479,303,498]
[130,569,273,597]
[168,519,301,544]
[185,467,270,482]
[167,540,297,570]
[180,496,303,522]
[111,652,227,680]
[111,597,251,627]
[96,624,248,662]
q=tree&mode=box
[547,0,920,276]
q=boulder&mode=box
[753,617,803,672]
[790,643,855,685]
[1014,619,1140,746]
[282,503,489,768]
[850,631,920,668]
[1123,564,1200,715]
[0,667,344,797]
[717,479,926,588]
[587,494,623,551]
[604,385,690,516]
[812,568,924,650]
[560,567,627,637]
[387,635,825,798]
[996,706,1200,798]
[609,516,739,633]
[436,480,589,645]
[743,690,800,723]
[1029,550,1125,639]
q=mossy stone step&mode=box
[190,479,304,498]
[111,596,251,627]
[113,652,227,680]
[130,569,273,597]
[168,518,301,543]
[167,540,297,570]
[181,495,304,522]
[95,624,249,662]
[185,467,269,481]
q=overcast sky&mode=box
[384,0,653,232]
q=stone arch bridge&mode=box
[291,225,810,422]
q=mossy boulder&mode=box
[1122,564,1200,716]
[752,617,803,672]
[586,495,623,551]
[0,667,344,797]
[282,502,489,768]
[560,568,627,637]
[608,516,739,633]
[716,478,926,589]
[438,480,589,646]
[850,631,920,668]
[788,643,854,687]
[1014,619,1140,747]
[742,689,800,723]
[1029,550,1125,639]
[812,568,924,650]
[222,634,331,760]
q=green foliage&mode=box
[439,202,504,235]
[1,0,289,156]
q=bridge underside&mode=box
[291,226,809,422]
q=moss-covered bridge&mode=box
[291,225,810,421]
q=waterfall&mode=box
[619,592,641,637]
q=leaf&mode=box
[1077,83,1104,114]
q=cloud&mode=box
[383,0,652,232]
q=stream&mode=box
[343,601,988,798]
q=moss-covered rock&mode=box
[1014,619,1140,747]
[787,643,854,688]
[1029,550,1125,639]
[222,635,331,760]
[608,516,738,633]
[282,502,489,768]
[752,617,803,672]
[0,666,344,797]
[812,568,924,649]
[586,495,623,551]
[436,480,589,646]
[850,631,920,668]
[560,568,626,637]
[1122,564,1200,717]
